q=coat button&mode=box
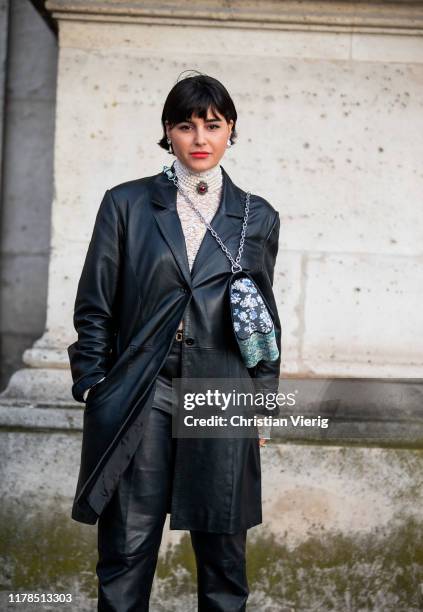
[179,287,189,293]
[185,337,195,346]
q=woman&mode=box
[68,72,281,611]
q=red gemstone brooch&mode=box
[196,181,208,195]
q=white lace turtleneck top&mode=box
[173,157,223,331]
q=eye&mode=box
[208,124,220,130]
[179,125,191,131]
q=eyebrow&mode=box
[182,118,222,123]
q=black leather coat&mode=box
[67,163,281,531]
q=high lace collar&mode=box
[173,157,223,195]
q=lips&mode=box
[190,152,210,158]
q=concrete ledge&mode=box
[45,1,423,35]
[1,378,423,446]
[0,399,81,431]
[270,377,423,447]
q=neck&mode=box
[174,157,221,177]
[173,157,223,194]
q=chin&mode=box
[186,157,218,171]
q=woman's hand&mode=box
[259,437,267,447]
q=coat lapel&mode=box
[151,169,192,288]
[151,163,245,288]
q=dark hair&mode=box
[158,70,238,153]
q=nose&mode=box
[194,127,207,146]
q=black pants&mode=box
[96,336,249,611]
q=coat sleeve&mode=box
[251,210,282,422]
[67,189,123,403]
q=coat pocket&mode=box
[84,346,135,413]
[85,376,107,402]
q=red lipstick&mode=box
[190,152,210,158]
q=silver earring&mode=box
[167,137,173,153]
[227,138,232,148]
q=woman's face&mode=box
[165,107,233,172]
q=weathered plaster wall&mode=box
[1,433,423,610]
[44,20,423,381]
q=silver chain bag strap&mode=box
[163,165,279,368]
